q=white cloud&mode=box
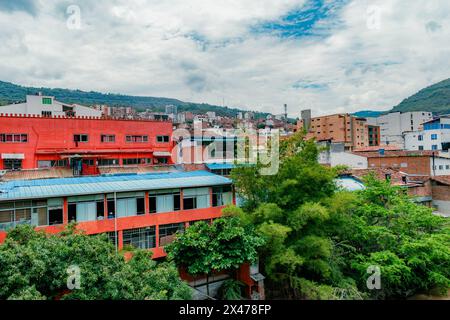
[0,0,449,118]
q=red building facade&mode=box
[0,114,174,174]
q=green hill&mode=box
[391,78,450,114]
[0,80,269,119]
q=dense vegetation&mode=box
[392,78,450,114]
[0,80,269,118]
[0,225,192,300]
[229,132,450,300]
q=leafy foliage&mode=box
[165,217,264,275]
[230,132,450,300]
[0,225,191,300]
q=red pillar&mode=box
[145,191,150,215]
[155,225,160,248]
[118,230,123,250]
[63,198,68,225]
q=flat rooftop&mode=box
[0,170,231,201]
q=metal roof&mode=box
[0,171,232,201]
[335,177,366,191]
[207,163,235,170]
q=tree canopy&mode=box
[230,132,450,300]
[0,225,192,300]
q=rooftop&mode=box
[0,170,231,201]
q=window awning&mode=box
[153,151,172,157]
[1,153,25,160]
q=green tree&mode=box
[165,216,264,298]
[0,225,191,300]
[230,133,450,300]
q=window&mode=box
[98,159,119,166]
[149,189,180,213]
[3,159,22,171]
[159,223,184,246]
[126,135,148,143]
[0,134,28,143]
[107,200,115,219]
[183,188,210,210]
[82,159,94,166]
[446,165,450,170]
[42,97,52,105]
[68,196,104,222]
[101,135,116,143]
[106,231,118,246]
[156,135,170,143]
[432,145,438,150]
[73,134,88,142]
[212,186,233,207]
[0,200,48,231]
[109,192,145,218]
[117,198,137,218]
[123,158,152,165]
[418,146,424,151]
[431,134,438,140]
[418,135,423,141]
[48,208,63,225]
[439,165,444,170]
[155,158,168,164]
[123,227,156,249]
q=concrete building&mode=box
[404,116,450,151]
[0,93,102,118]
[0,114,173,174]
[318,142,368,169]
[367,111,433,147]
[297,112,380,150]
[352,150,450,177]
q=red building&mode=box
[0,170,266,298]
[0,114,174,175]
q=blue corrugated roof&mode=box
[207,163,235,170]
[0,171,231,201]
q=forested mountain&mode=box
[392,78,450,114]
[0,80,269,118]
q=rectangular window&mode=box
[106,231,118,246]
[101,135,116,143]
[136,197,145,215]
[126,135,148,143]
[73,134,89,142]
[431,134,438,140]
[432,145,438,150]
[48,208,63,226]
[149,190,181,213]
[116,198,137,218]
[0,133,28,143]
[156,135,170,143]
[183,187,210,210]
[98,159,119,166]
[3,159,22,171]
[42,97,52,105]
[123,227,156,249]
[0,200,48,231]
[212,186,233,207]
[107,200,115,219]
[123,158,151,165]
[41,111,52,117]
[68,199,103,222]
[159,223,184,246]
[418,146,424,150]
[418,135,423,141]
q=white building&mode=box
[367,111,433,147]
[404,116,450,151]
[318,142,368,169]
[0,94,102,118]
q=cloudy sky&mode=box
[0,0,449,117]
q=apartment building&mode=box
[297,112,380,150]
[0,93,102,118]
[0,114,173,174]
[404,116,450,151]
[367,111,433,147]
